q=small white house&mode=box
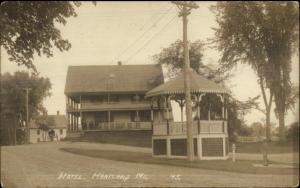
[29,111,67,143]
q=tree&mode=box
[0,1,81,71]
[154,39,258,142]
[1,71,51,145]
[154,40,204,77]
[211,1,299,141]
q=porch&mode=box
[83,121,152,131]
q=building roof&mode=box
[65,64,164,95]
[146,70,229,97]
[29,115,67,129]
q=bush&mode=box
[286,122,299,142]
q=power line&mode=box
[138,4,171,31]
[124,14,177,63]
[110,4,175,64]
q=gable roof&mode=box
[146,70,229,97]
[65,64,164,95]
[29,115,67,129]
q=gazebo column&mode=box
[217,93,226,133]
[165,95,170,135]
[225,96,228,120]
[196,94,203,134]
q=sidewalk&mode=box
[230,152,299,164]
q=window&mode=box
[131,94,144,103]
[37,129,40,135]
[60,129,63,135]
[89,96,104,103]
[37,138,40,142]
[140,111,151,122]
[109,95,119,103]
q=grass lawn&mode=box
[60,148,298,175]
[231,141,299,154]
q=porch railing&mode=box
[84,121,152,131]
[153,121,227,135]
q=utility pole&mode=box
[24,87,31,144]
[172,1,199,161]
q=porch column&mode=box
[74,115,77,131]
[150,98,154,132]
[208,105,211,121]
[67,113,70,131]
[69,97,71,107]
[79,96,82,130]
[79,95,82,110]
[71,99,74,109]
[69,114,72,131]
[79,111,82,131]
[71,114,74,131]
[70,113,73,131]
[73,115,75,131]
[69,99,72,109]
[66,96,69,110]
[108,111,111,129]
[136,110,139,128]
[76,115,79,131]
[78,115,82,131]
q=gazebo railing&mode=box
[153,121,227,135]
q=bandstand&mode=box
[146,70,230,160]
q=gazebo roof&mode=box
[146,70,229,97]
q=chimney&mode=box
[118,61,122,66]
[57,111,60,116]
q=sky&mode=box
[1,1,299,126]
